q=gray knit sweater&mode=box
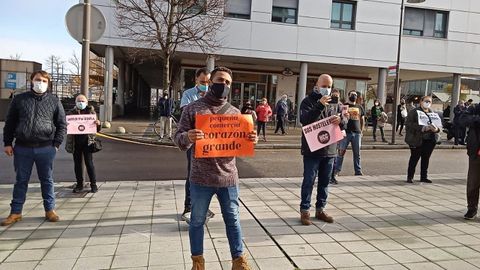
[174,92,240,188]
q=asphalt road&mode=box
[0,132,469,184]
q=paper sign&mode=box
[66,114,97,134]
[417,111,442,128]
[195,114,254,158]
[302,116,344,152]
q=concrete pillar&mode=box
[297,62,308,126]
[116,60,125,115]
[450,73,461,123]
[206,55,215,72]
[377,68,387,106]
[103,46,114,122]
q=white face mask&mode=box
[32,81,48,94]
[422,101,432,109]
[314,87,331,96]
[76,101,88,110]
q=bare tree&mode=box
[68,51,81,75]
[45,55,65,76]
[9,53,22,60]
[115,0,225,91]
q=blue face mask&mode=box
[76,101,87,110]
[197,85,208,92]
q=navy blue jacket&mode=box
[300,92,346,157]
[3,91,66,148]
[158,97,174,117]
[276,100,288,117]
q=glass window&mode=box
[434,12,447,38]
[225,0,251,19]
[184,0,207,14]
[404,7,448,39]
[272,6,297,24]
[331,1,356,30]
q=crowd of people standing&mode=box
[1,68,479,270]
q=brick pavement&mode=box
[1,173,479,270]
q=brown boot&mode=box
[191,255,205,270]
[45,210,59,222]
[1,214,22,226]
[300,211,313,226]
[232,254,251,270]
[315,210,334,223]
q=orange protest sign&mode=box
[195,114,254,158]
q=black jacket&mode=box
[300,92,346,157]
[459,103,480,160]
[405,107,440,147]
[3,91,67,148]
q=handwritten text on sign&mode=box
[417,111,442,128]
[195,114,254,158]
[302,116,344,152]
[66,114,97,135]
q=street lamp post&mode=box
[80,0,91,96]
[391,0,425,144]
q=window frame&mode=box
[331,0,356,30]
[224,0,252,20]
[433,11,448,38]
[271,5,298,24]
[403,7,448,39]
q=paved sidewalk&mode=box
[101,119,465,150]
[1,174,480,270]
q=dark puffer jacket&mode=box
[459,103,480,160]
[3,91,66,148]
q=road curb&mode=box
[100,132,466,150]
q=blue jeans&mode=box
[189,183,243,259]
[335,132,362,175]
[300,156,335,212]
[11,145,57,214]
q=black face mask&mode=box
[349,96,357,102]
[210,83,230,98]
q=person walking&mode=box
[256,98,272,142]
[174,66,256,269]
[397,99,408,136]
[299,75,345,225]
[1,70,67,226]
[459,102,480,219]
[330,89,347,185]
[371,100,387,142]
[157,91,174,140]
[334,90,365,177]
[179,67,215,223]
[241,101,257,123]
[453,100,467,145]
[275,95,288,135]
[65,95,102,193]
[405,96,440,184]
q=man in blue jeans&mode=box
[334,90,365,177]
[2,70,66,226]
[299,74,346,225]
[179,67,215,223]
[174,67,257,269]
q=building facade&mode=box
[89,0,480,119]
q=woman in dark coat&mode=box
[65,94,101,193]
[405,96,440,184]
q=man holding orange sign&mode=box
[174,67,256,270]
